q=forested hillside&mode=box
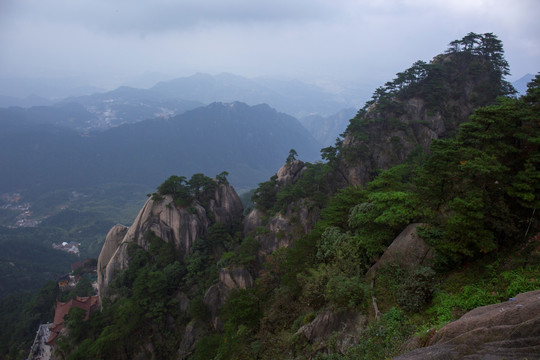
[0,101,320,194]
[1,33,538,360]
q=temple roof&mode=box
[46,296,100,345]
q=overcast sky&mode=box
[1,0,538,96]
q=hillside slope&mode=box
[14,33,540,360]
[0,101,321,194]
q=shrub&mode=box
[325,275,367,310]
[397,266,436,312]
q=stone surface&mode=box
[395,290,540,360]
[219,267,254,290]
[337,54,500,188]
[366,223,433,280]
[97,224,128,297]
[97,183,243,298]
[243,208,265,236]
[297,310,366,353]
[204,266,254,330]
[276,159,307,186]
[177,321,205,360]
[243,160,320,265]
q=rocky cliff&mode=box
[97,182,243,298]
[337,53,507,187]
[243,160,321,263]
[395,290,540,359]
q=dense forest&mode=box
[1,33,539,360]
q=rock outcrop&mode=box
[97,224,128,295]
[97,183,243,298]
[395,290,540,359]
[203,266,254,330]
[366,223,433,280]
[276,159,306,187]
[297,310,366,354]
[338,54,504,187]
[243,160,320,265]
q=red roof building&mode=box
[46,296,100,345]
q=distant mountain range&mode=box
[0,101,321,193]
[0,73,362,127]
[512,73,535,96]
[300,108,357,147]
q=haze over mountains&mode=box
[0,73,363,119]
[0,72,367,200]
[1,71,534,199]
[0,101,321,194]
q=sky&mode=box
[0,0,539,97]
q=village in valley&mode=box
[0,193,38,228]
[1,192,85,256]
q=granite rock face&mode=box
[297,310,366,354]
[338,54,502,187]
[243,160,319,264]
[395,290,540,360]
[276,159,307,187]
[366,223,433,280]
[97,183,243,298]
[203,266,254,330]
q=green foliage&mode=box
[0,281,59,358]
[446,32,511,80]
[64,234,186,359]
[183,222,239,292]
[396,266,436,312]
[221,288,262,330]
[251,175,278,211]
[216,288,263,360]
[286,148,298,163]
[325,275,367,310]
[344,308,413,359]
[152,172,225,209]
[188,297,210,322]
[316,227,367,275]
[317,185,365,230]
[417,87,540,261]
[274,162,334,213]
[192,334,222,360]
[219,235,259,271]
[216,171,230,185]
[428,264,540,326]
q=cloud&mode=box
[0,0,538,94]
[9,0,338,34]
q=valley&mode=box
[0,33,539,360]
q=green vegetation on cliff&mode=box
[3,34,538,360]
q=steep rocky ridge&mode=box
[243,160,321,264]
[243,52,511,266]
[337,53,509,187]
[97,182,243,298]
[70,36,537,360]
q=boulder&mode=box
[297,310,366,353]
[219,267,254,290]
[366,223,433,280]
[276,159,307,186]
[203,266,254,330]
[177,321,205,360]
[395,290,540,359]
[243,208,265,236]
